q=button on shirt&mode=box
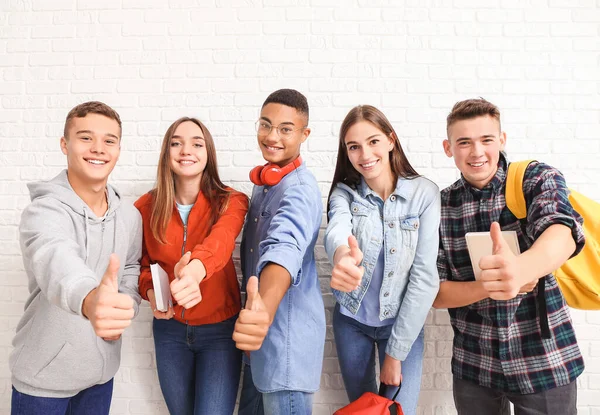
[241,162,325,393]
[437,154,585,394]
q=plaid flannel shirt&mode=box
[437,154,585,394]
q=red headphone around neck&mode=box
[249,156,303,186]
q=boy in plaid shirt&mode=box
[433,98,585,415]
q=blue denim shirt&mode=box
[324,176,441,361]
[241,162,325,393]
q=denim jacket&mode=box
[241,162,325,393]
[324,176,441,361]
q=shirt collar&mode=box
[358,175,415,201]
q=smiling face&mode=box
[168,121,207,181]
[60,113,121,187]
[444,115,506,189]
[257,103,310,167]
[344,120,395,190]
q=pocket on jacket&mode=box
[400,216,419,249]
[350,201,370,232]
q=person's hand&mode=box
[147,289,174,319]
[170,252,205,309]
[479,222,528,300]
[232,276,270,351]
[330,235,364,292]
[82,253,134,341]
[380,354,402,387]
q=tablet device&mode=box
[150,263,172,312]
[465,231,520,280]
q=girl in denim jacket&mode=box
[324,105,441,415]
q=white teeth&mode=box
[266,146,280,151]
[470,162,484,167]
[87,159,106,165]
[179,160,195,165]
[362,161,377,168]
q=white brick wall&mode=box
[1,2,599,414]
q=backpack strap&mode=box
[506,160,534,220]
[506,160,551,339]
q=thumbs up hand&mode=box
[330,235,365,292]
[479,222,523,300]
[232,276,270,351]
[82,253,135,341]
[170,252,206,310]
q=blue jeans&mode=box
[238,363,314,415]
[333,303,425,415]
[11,379,113,415]
[153,316,242,415]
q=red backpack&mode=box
[334,385,403,415]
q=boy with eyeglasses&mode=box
[233,89,326,414]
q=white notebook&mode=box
[150,263,172,312]
[465,231,521,280]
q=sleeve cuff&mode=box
[192,250,215,280]
[257,250,302,286]
[532,215,585,258]
[68,278,99,317]
[138,272,154,301]
[385,338,411,361]
[326,238,348,265]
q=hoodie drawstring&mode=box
[83,208,90,262]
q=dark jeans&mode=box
[453,377,577,415]
[153,316,242,415]
[11,379,113,415]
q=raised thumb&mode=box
[490,222,506,255]
[100,253,120,293]
[174,251,192,279]
[245,276,262,311]
[348,235,362,265]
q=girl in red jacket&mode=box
[135,117,248,415]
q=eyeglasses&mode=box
[255,120,307,140]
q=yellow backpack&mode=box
[506,160,600,310]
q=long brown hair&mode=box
[150,117,231,244]
[328,105,419,211]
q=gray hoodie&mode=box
[10,170,142,398]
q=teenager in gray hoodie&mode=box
[9,102,142,415]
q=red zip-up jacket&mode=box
[135,189,248,325]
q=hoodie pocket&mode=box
[34,342,72,378]
[34,341,103,389]
[15,301,106,392]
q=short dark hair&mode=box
[64,101,122,139]
[262,89,309,122]
[446,98,501,136]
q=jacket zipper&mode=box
[181,223,187,320]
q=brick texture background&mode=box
[1,1,599,414]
